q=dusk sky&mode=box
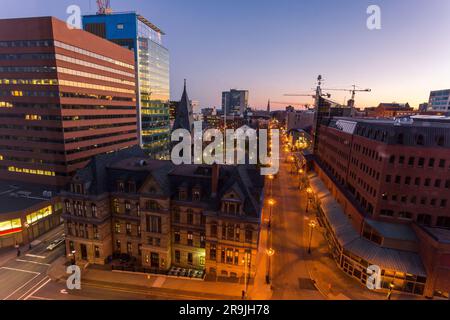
[2,0,450,110]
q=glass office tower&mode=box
[83,12,171,159]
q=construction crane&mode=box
[97,0,112,15]
[321,85,371,108]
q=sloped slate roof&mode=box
[172,80,193,132]
[308,172,426,277]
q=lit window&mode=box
[117,24,124,30]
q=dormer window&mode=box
[72,183,83,194]
[128,181,136,193]
[193,188,201,201]
[91,204,97,218]
[179,188,188,201]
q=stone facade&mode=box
[62,147,264,282]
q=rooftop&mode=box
[0,180,56,214]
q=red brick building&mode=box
[310,115,450,298]
[0,17,138,187]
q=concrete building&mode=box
[222,89,249,116]
[61,147,265,282]
[369,103,417,118]
[0,17,138,187]
[0,181,62,248]
[308,115,450,298]
[83,12,171,159]
[429,89,450,112]
[286,109,315,132]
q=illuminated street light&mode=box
[268,198,276,229]
[308,221,317,254]
[387,283,395,300]
[71,250,77,265]
[266,248,275,284]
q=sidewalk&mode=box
[49,257,253,300]
[247,202,273,300]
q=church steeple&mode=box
[267,99,271,113]
[172,79,194,132]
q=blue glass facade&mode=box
[83,12,171,159]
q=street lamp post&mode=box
[387,283,395,300]
[306,188,313,213]
[242,252,249,299]
[71,250,77,266]
[23,222,31,250]
[308,221,317,254]
[268,174,274,197]
[298,169,304,189]
[266,248,275,284]
[268,198,276,229]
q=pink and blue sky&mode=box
[2,0,449,110]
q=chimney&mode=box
[211,163,220,198]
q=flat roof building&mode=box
[83,12,171,159]
[306,115,450,298]
[0,16,138,187]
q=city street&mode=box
[268,151,324,300]
[0,224,65,300]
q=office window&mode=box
[174,231,180,244]
[187,210,194,225]
[187,232,194,246]
[115,222,120,234]
[126,223,132,236]
[175,250,180,263]
[418,158,425,167]
[210,223,217,237]
[439,159,445,168]
[210,244,216,260]
[429,158,435,168]
[187,253,193,265]
[408,157,415,166]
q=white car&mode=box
[46,238,65,251]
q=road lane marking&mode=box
[0,267,40,275]
[22,277,52,300]
[2,272,41,300]
[25,254,46,259]
[17,275,50,300]
[16,259,50,266]
[27,296,53,300]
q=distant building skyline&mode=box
[1,0,450,110]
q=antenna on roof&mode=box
[97,0,112,15]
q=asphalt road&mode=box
[270,152,324,300]
[0,224,65,300]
